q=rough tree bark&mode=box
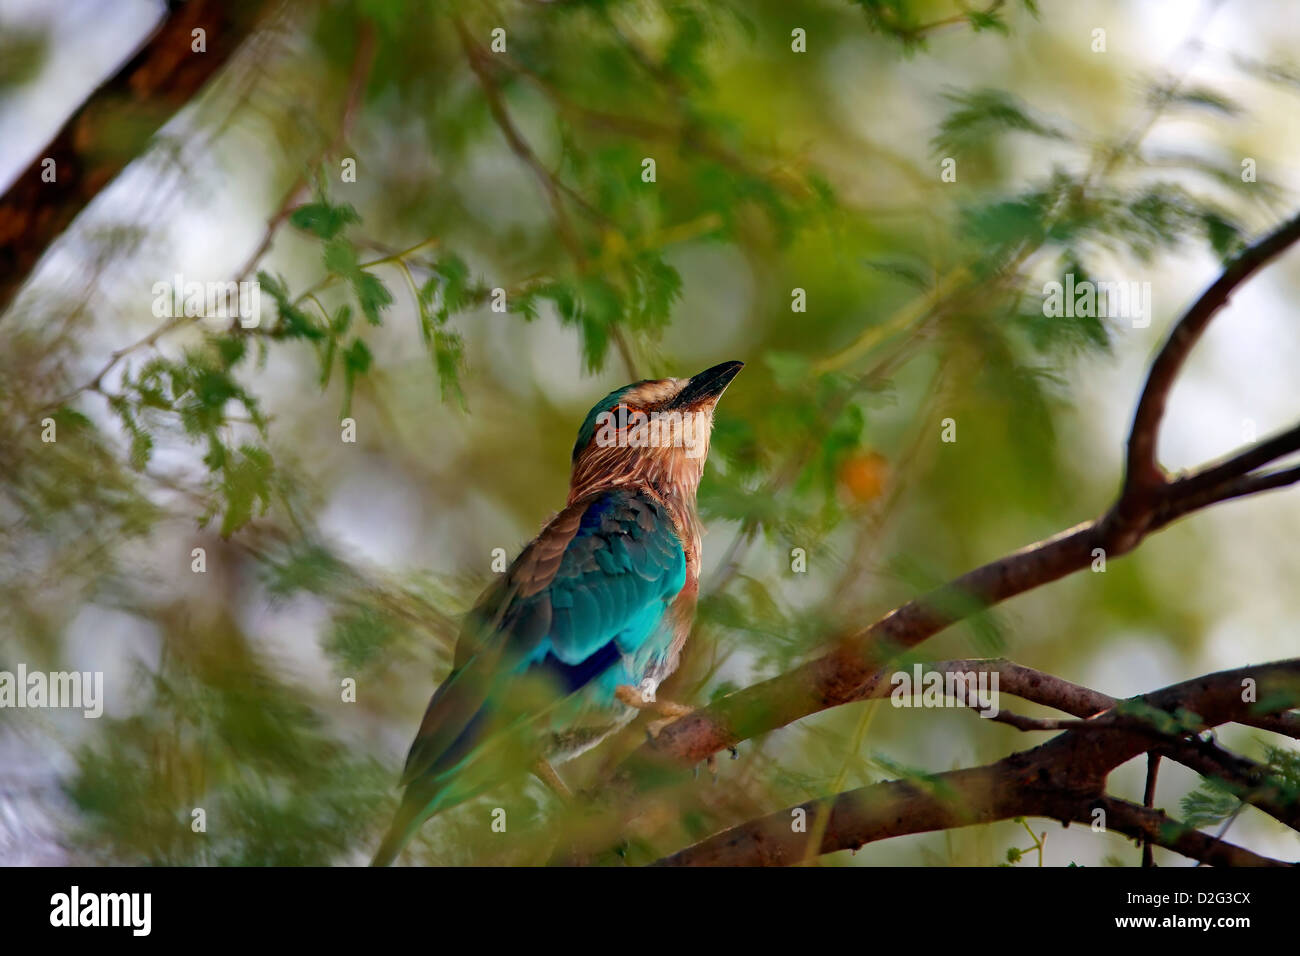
[0,0,272,315]
[654,661,1300,865]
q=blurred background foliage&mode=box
[1,0,1299,865]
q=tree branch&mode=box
[1122,210,1300,510]
[453,17,585,264]
[871,657,1300,831]
[653,661,1300,866]
[232,19,376,285]
[37,19,378,415]
[0,0,272,315]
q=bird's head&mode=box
[568,360,743,505]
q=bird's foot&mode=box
[614,683,647,709]
[690,745,739,781]
[615,685,721,778]
[615,685,695,736]
[692,752,720,782]
[615,684,691,718]
[645,710,692,740]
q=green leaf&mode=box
[1180,781,1239,829]
[1152,84,1241,117]
[352,272,393,325]
[259,270,322,340]
[510,291,540,322]
[628,255,682,330]
[331,304,353,334]
[861,257,932,290]
[323,237,360,278]
[325,604,400,671]
[128,429,153,472]
[968,10,1009,34]
[289,201,360,240]
[432,328,466,406]
[932,89,1063,156]
[961,196,1048,251]
[340,338,373,418]
[218,444,273,537]
[343,338,372,377]
[433,254,471,315]
[1202,211,1245,261]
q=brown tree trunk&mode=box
[0,0,271,315]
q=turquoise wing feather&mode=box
[393,488,686,817]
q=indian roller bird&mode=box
[372,360,744,865]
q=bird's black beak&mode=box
[669,360,744,409]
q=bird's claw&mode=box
[619,684,695,739]
[616,684,647,709]
[645,713,683,739]
[693,752,718,782]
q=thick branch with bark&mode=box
[654,661,1300,866]
[35,17,377,416]
[867,658,1300,831]
[0,0,272,315]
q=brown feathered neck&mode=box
[567,378,713,559]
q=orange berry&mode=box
[839,451,888,503]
